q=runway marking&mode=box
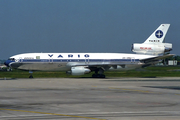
[1,111,180,117]
[109,87,156,93]
[109,87,180,96]
[0,108,106,120]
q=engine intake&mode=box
[66,66,91,75]
[132,43,172,55]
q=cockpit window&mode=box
[8,58,15,61]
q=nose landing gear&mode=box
[29,71,33,78]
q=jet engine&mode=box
[132,43,172,55]
[66,66,91,75]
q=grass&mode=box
[1,66,180,78]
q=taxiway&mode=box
[0,77,180,120]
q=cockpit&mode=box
[8,58,15,61]
[4,58,15,67]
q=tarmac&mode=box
[0,77,180,120]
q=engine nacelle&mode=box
[66,66,91,75]
[163,43,172,52]
[132,43,172,55]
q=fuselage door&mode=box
[48,54,53,63]
[85,57,89,65]
[131,57,135,63]
[84,54,89,65]
[19,57,23,63]
[49,57,53,63]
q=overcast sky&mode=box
[0,0,180,59]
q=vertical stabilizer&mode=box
[144,24,170,44]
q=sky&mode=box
[0,0,180,59]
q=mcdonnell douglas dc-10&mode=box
[4,24,173,78]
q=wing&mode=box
[67,54,175,72]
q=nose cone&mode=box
[4,60,9,67]
[4,60,13,67]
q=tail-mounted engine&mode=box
[132,43,172,55]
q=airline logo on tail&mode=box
[143,24,170,44]
[155,30,163,38]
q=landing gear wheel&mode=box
[92,74,105,78]
[100,74,105,78]
[29,75,33,78]
[92,74,97,78]
[29,71,33,78]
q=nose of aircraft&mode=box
[4,60,13,67]
[4,60,9,67]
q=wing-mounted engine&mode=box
[132,43,172,55]
[66,66,91,75]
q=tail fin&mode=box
[144,24,170,44]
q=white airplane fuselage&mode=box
[6,53,156,71]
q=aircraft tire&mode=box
[92,74,96,78]
[100,74,105,78]
[29,75,33,78]
[92,74,105,78]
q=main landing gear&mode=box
[92,74,105,78]
[92,69,106,78]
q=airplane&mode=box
[4,24,173,78]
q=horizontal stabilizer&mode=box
[140,54,174,63]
